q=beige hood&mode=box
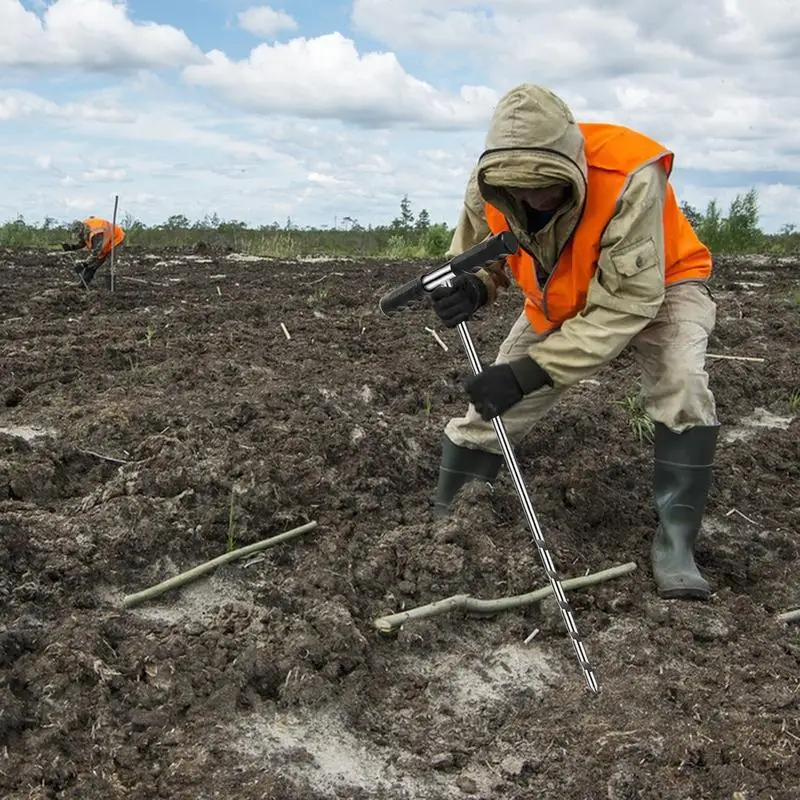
[477,84,587,270]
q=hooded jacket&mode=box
[449,84,712,388]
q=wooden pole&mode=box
[110,194,119,292]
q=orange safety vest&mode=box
[485,123,712,334]
[83,217,125,259]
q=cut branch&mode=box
[706,353,765,363]
[120,520,318,609]
[373,561,637,633]
[778,608,800,624]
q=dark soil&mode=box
[1,246,798,800]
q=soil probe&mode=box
[379,233,600,695]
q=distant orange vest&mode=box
[83,217,125,259]
[485,123,712,334]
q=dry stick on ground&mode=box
[118,276,169,287]
[424,326,449,351]
[78,448,129,465]
[706,353,766,363]
[726,507,759,525]
[373,561,637,633]
[304,272,345,286]
[777,608,800,624]
[120,520,318,609]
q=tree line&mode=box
[0,189,797,259]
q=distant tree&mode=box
[415,208,431,232]
[193,213,221,230]
[218,219,247,232]
[724,188,762,252]
[694,190,764,254]
[697,199,722,249]
[339,215,364,231]
[680,202,702,230]
[392,195,414,231]
[422,223,452,258]
[120,212,145,235]
[163,214,191,229]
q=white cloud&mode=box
[63,196,99,210]
[0,89,288,163]
[237,5,297,38]
[182,32,497,129]
[351,0,492,51]
[83,167,127,181]
[0,0,203,70]
[351,0,800,212]
[0,90,135,122]
[307,172,349,186]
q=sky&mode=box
[1,0,798,232]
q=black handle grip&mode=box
[378,231,519,317]
[378,276,425,316]
[449,231,519,275]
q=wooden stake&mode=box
[280,323,291,340]
[110,194,119,292]
[373,561,637,633]
[120,520,317,608]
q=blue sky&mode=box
[1,0,798,231]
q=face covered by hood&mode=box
[477,84,588,269]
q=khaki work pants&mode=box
[444,281,718,453]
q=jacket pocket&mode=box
[609,236,659,277]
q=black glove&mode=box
[466,358,554,421]
[430,273,488,328]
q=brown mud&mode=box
[1,247,798,799]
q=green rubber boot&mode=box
[651,423,719,600]
[433,435,503,519]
